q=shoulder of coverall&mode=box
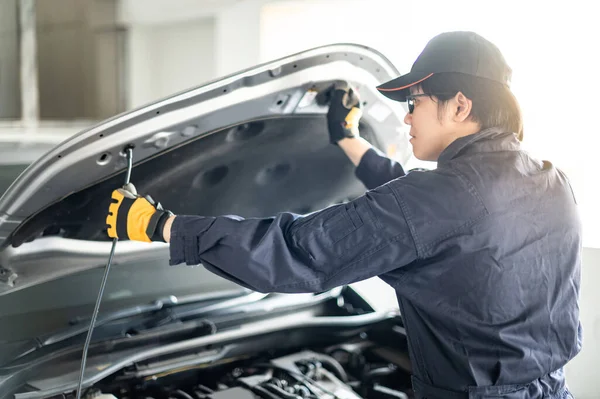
[367,127,520,258]
[383,163,489,260]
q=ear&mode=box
[452,92,473,123]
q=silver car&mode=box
[0,44,415,399]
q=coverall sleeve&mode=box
[355,148,406,190]
[168,182,418,293]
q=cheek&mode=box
[437,105,453,126]
[409,113,443,158]
[411,111,434,135]
[414,104,445,133]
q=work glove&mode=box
[106,183,173,242]
[326,82,363,144]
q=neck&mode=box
[443,123,481,148]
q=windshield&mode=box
[0,255,245,342]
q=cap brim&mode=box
[376,72,434,102]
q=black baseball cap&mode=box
[377,31,512,102]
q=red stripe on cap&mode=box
[377,73,434,92]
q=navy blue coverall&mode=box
[168,127,582,399]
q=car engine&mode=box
[86,341,413,399]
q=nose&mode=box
[404,111,412,126]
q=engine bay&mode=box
[4,285,412,399]
[84,340,413,399]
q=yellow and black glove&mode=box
[325,81,363,145]
[106,183,173,242]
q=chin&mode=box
[411,146,439,162]
[412,150,433,162]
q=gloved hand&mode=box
[106,183,173,242]
[326,82,363,144]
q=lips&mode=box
[409,133,417,146]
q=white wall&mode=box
[215,0,264,76]
[260,0,419,69]
[565,247,600,399]
[121,0,276,109]
[126,18,216,109]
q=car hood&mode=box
[0,43,409,295]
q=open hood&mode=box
[0,44,410,295]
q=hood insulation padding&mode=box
[10,116,378,246]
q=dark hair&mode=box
[418,73,523,141]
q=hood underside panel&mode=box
[10,116,381,245]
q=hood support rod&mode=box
[75,147,134,399]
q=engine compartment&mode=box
[5,287,411,399]
[85,339,413,399]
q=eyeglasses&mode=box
[406,93,454,113]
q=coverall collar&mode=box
[437,127,520,164]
